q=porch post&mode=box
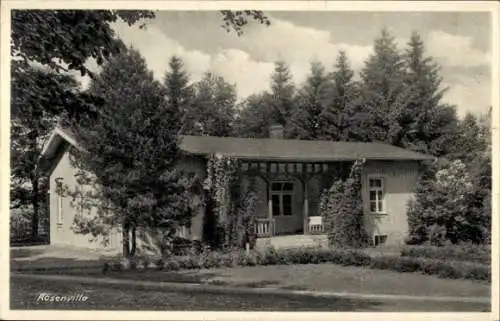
[267,162,273,236]
[303,164,309,235]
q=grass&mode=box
[29,262,490,299]
[10,276,490,312]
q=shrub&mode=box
[369,255,399,270]
[234,250,261,266]
[321,160,369,249]
[171,236,194,256]
[462,264,490,281]
[401,244,490,264]
[107,244,489,283]
[407,160,488,245]
[369,255,490,282]
[200,251,224,269]
[162,259,181,271]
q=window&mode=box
[368,177,385,213]
[55,178,64,227]
[271,181,294,216]
[57,195,63,227]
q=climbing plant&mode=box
[203,153,239,249]
[203,154,259,250]
[226,177,258,250]
[320,159,369,248]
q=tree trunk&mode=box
[130,227,137,257]
[122,221,130,258]
[31,175,39,241]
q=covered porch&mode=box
[238,160,351,238]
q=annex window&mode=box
[55,178,64,227]
[271,181,294,216]
[368,177,385,213]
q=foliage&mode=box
[233,93,274,138]
[10,66,83,239]
[269,61,296,132]
[61,47,199,257]
[401,32,460,157]
[319,51,365,141]
[287,61,331,139]
[163,56,195,134]
[320,159,369,248]
[11,10,269,76]
[203,154,240,249]
[369,256,490,281]
[358,28,411,145]
[186,72,237,137]
[225,184,258,250]
[400,245,490,264]
[219,11,271,36]
[407,160,487,245]
[11,10,155,77]
[115,245,490,282]
[155,246,372,270]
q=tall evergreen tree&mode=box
[320,51,365,141]
[268,61,296,132]
[66,48,197,257]
[187,72,237,137]
[359,28,411,145]
[163,56,195,134]
[233,93,273,138]
[288,61,331,139]
[402,31,460,156]
[452,113,483,165]
[234,62,295,139]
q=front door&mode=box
[271,181,300,235]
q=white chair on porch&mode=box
[308,216,324,234]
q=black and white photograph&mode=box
[2,1,498,320]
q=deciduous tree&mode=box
[187,72,237,137]
[10,66,81,239]
[233,93,274,138]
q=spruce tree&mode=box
[359,28,410,145]
[163,56,195,134]
[269,61,296,133]
[288,61,331,139]
[66,48,196,257]
[320,51,364,141]
[402,31,460,156]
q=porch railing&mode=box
[256,218,275,238]
[308,216,324,234]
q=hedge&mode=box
[106,246,490,282]
[400,245,490,264]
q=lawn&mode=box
[10,276,490,312]
[26,263,490,299]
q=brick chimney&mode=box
[269,124,284,139]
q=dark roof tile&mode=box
[180,135,434,161]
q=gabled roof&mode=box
[180,135,434,162]
[41,127,81,159]
[41,127,434,162]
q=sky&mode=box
[87,11,492,118]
